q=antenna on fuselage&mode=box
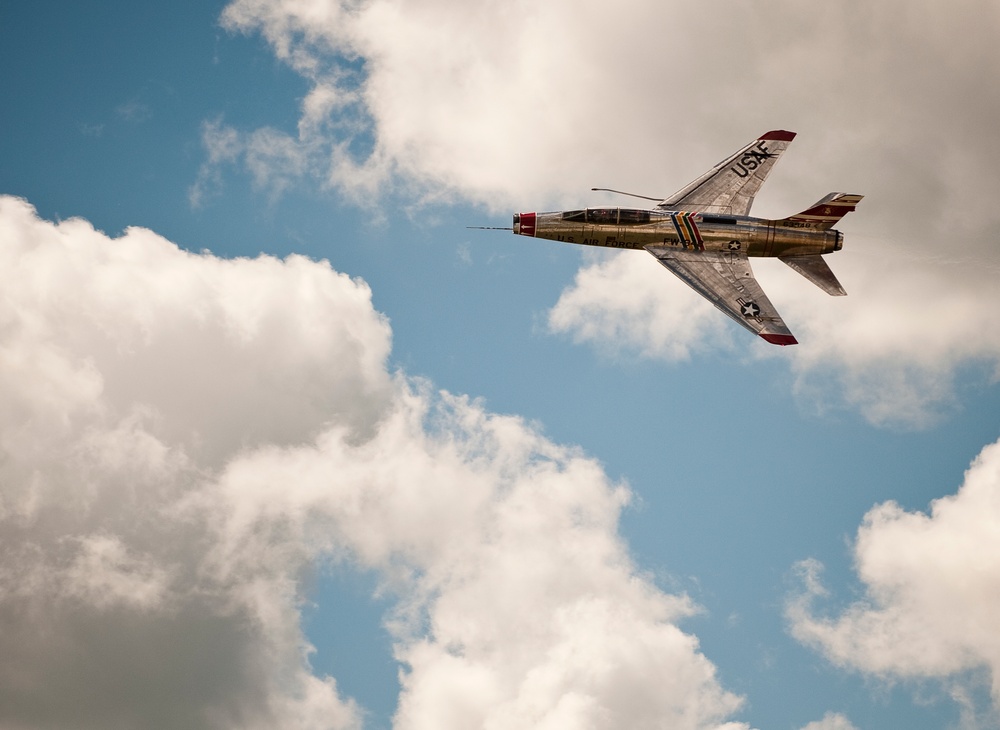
[590,188,664,203]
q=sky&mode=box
[2,1,1000,729]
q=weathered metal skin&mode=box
[508,130,862,346]
[513,209,842,258]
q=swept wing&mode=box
[644,246,797,345]
[657,130,796,216]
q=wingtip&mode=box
[760,130,796,142]
[760,333,798,346]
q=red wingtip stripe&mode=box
[760,130,796,142]
[760,333,798,346]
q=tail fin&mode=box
[776,193,863,230]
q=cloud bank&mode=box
[0,195,748,729]
[788,437,1000,716]
[203,0,1000,427]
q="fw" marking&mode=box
[669,211,704,250]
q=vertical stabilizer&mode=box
[776,193,863,230]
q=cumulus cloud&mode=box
[213,0,780,208]
[548,238,1000,427]
[797,713,858,730]
[206,0,1000,426]
[548,249,731,362]
[0,195,746,729]
[211,0,1000,214]
[787,437,1000,715]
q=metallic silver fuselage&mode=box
[513,209,842,258]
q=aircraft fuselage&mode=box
[513,208,842,259]
[502,130,861,345]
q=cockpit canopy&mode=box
[561,208,654,225]
[560,208,739,226]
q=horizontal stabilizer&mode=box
[777,193,863,230]
[779,255,847,296]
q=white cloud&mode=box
[210,0,800,208]
[212,0,1000,210]
[788,437,1000,714]
[798,712,858,730]
[0,195,746,729]
[0,194,389,729]
[116,99,152,123]
[205,0,1000,427]
[61,534,173,610]
[191,118,312,206]
[548,240,1000,427]
[548,249,731,362]
[197,389,748,730]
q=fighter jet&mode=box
[512,131,862,345]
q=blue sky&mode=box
[2,2,1000,730]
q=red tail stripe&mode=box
[796,203,858,217]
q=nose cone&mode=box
[513,212,536,237]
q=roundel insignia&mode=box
[741,301,760,317]
[728,240,741,251]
